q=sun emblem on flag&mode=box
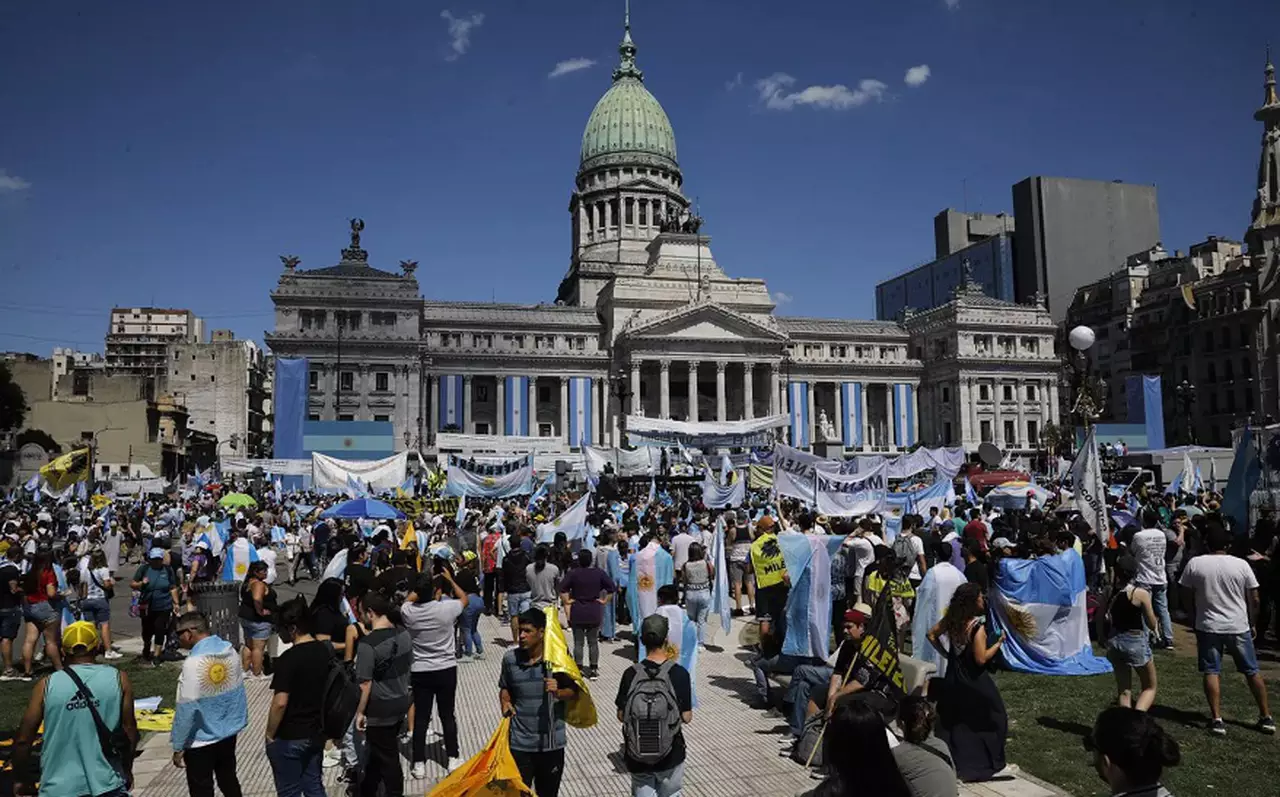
[198,658,236,695]
[234,563,247,577]
[343,438,354,448]
[483,477,496,487]
[637,573,654,591]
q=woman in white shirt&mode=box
[78,550,122,659]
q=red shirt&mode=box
[963,520,989,553]
[25,568,56,604]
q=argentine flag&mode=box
[321,548,360,622]
[627,542,674,626]
[220,538,260,582]
[537,492,591,543]
[527,476,550,512]
[989,550,1112,676]
[346,474,370,499]
[639,604,701,707]
[647,476,656,506]
[778,533,845,659]
[171,636,248,752]
[708,517,733,636]
[54,565,78,633]
[963,477,979,506]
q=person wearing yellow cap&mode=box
[13,621,139,796]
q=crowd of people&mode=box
[3,463,1278,797]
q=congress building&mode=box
[265,19,1061,459]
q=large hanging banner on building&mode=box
[849,446,966,480]
[625,415,789,449]
[840,382,863,449]
[273,358,308,461]
[438,374,466,432]
[567,377,593,447]
[891,383,916,448]
[504,376,530,436]
[312,452,408,492]
[788,381,810,449]
[444,453,534,498]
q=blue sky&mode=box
[1,0,1276,355]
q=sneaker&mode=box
[588,667,600,681]
[323,749,342,768]
[1210,718,1227,736]
[18,673,33,682]
[778,744,796,758]
[0,669,17,682]
[103,650,123,660]
[1258,716,1277,735]
[472,651,484,661]
[446,756,465,773]
[459,653,475,664]
[410,762,427,779]
[1160,641,1176,651]
[764,707,785,720]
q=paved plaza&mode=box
[127,614,1066,797]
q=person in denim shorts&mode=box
[0,544,23,680]
[1178,526,1275,736]
[1105,556,1159,711]
[78,550,122,660]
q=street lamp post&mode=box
[1066,326,1106,441]
[1175,379,1197,444]
[610,364,633,449]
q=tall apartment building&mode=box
[104,308,205,390]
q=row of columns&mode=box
[957,376,1059,448]
[629,359,781,421]
[428,373,604,446]
[788,380,916,450]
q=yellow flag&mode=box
[399,522,421,570]
[428,717,532,797]
[90,494,112,511]
[541,606,597,728]
[40,447,91,491]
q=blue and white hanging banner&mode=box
[788,381,810,449]
[568,377,593,447]
[504,376,530,436]
[892,383,916,448]
[438,374,466,432]
[444,454,535,498]
[814,464,888,517]
[701,467,746,508]
[841,382,862,449]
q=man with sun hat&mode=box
[13,620,139,797]
[170,611,248,797]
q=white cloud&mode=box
[772,291,793,305]
[440,10,484,61]
[548,57,596,78]
[904,64,931,87]
[0,170,30,193]
[755,73,888,111]
[725,71,744,91]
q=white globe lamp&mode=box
[1068,325,1096,352]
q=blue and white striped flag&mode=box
[719,453,733,486]
[779,533,845,659]
[273,477,283,504]
[345,474,369,499]
[709,517,733,636]
[455,493,467,527]
[640,604,701,707]
[963,477,978,505]
[220,538,260,582]
[526,477,550,511]
[24,474,40,494]
[647,476,656,506]
[628,543,674,626]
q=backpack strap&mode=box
[61,667,131,770]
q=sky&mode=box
[1,0,1277,355]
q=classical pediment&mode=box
[618,299,789,343]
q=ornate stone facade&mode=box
[266,19,1060,455]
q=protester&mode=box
[21,548,62,677]
[171,611,247,797]
[504,533,533,640]
[0,544,22,679]
[616,613,693,797]
[78,548,122,660]
[1130,508,1174,650]
[238,559,276,678]
[750,515,788,639]
[1105,556,1159,711]
[265,596,330,797]
[560,548,617,679]
[926,582,1008,782]
[310,576,356,657]
[1085,707,1180,796]
[1177,525,1275,735]
[681,541,713,649]
[353,593,413,797]
[800,698,912,797]
[13,621,139,797]
[402,569,468,778]
[130,547,180,666]
[499,608,580,797]
[893,696,958,797]
[528,543,562,614]
[454,550,486,661]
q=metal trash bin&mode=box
[192,582,241,648]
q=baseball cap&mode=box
[845,602,874,624]
[148,547,166,560]
[62,621,100,653]
[640,614,669,641]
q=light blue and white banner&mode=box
[709,517,733,637]
[788,381,810,449]
[892,383,916,448]
[701,467,746,508]
[438,374,466,432]
[567,377,593,447]
[504,376,530,436]
[444,454,534,498]
[991,550,1112,676]
[779,533,845,659]
[813,464,889,517]
[628,542,674,626]
[841,382,863,449]
[773,443,829,503]
[1164,450,1204,496]
[536,492,591,543]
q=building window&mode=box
[307,414,320,422]
[1026,384,1037,401]
[1003,420,1016,443]
[979,385,990,401]
[1246,388,1256,411]
[475,422,491,435]
[980,420,993,443]
[1027,420,1039,445]
[371,312,396,326]
[1207,363,1216,383]
[1002,385,1013,401]
[340,371,354,391]
[337,311,361,330]
[338,414,355,422]
[375,372,390,392]
[1208,392,1218,414]
[638,202,647,226]
[539,423,554,437]
[1224,360,1234,381]
[1204,332,1214,352]
[832,345,848,358]
[974,335,991,353]
[941,386,951,403]
[624,199,634,225]
[1021,337,1040,354]
[309,370,319,390]
[539,385,551,404]
[476,385,489,402]
[373,414,390,422]
[943,421,952,445]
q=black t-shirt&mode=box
[346,563,374,601]
[0,563,20,610]
[504,548,531,593]
[454,570,480,595]
[371,566,416,600]
[311,604,350,643]
[270,640,333,742]
[965,560,990,591]
[832,637,888,695]
[614,659,692,773]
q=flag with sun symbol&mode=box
[171,635,248,750]
[627,542,673,627]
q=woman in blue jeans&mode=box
[265,597,330,797]
[456,552,485,659]
[682,543,714,647]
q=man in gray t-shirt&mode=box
[355,595,412,796]
[527,561,561,610]
[500,609,578,797]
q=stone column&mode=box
[604,375,615,446]
[1016,378,1027,449]
[529,376,538,437]
[959,380,971,446]
[659,360,671,419]
[462,375,473,435]
[429,373,440,437]
[860,382,870,451]
[630,361,642,416]
[833,382,844,447]
[410,361,423,447]
[716,361,727,422]
[604,200,612,235]
[769,364,780,415]
[969,378,980,444]
[806,379,816,448]
[687,361,699,422]
[887,382,898,449]
[1048,379,1060,425]
[743,363,755,420]
[496,374,505,436]
[560,376,569,442]
[591,378,601,446]
[993,380,1005,447]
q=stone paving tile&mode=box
[134,614,1067,796]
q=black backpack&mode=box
[320,652,360,740]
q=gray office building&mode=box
[1012,177,1161,321]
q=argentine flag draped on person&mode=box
[778,532,845,659]
[220,538,260,582]
[628,540,674,627]
[708,515,733,636]
[171,634,248,752]
[640,603,701,707]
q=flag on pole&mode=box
[526,476,550,512]
[541,606,597,728]
[536,493,591,543]
[963,477,979,505]
[273,477,284,504]
[455,494,468,528]
[1069,427,1110,543]
[719,453,733,486]
[40,448,91,491]
[709,516,733,637]
[647,476,656,506]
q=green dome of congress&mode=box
[579,22,678,174]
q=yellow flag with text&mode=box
[40,447,91,491]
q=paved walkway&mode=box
[132,614,1066,796]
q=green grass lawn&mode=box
[0,659,181,732]
[995,649,1280,797]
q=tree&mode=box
[14,428,60,454]
[0,363,27,433]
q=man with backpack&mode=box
[615,614,693,797]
